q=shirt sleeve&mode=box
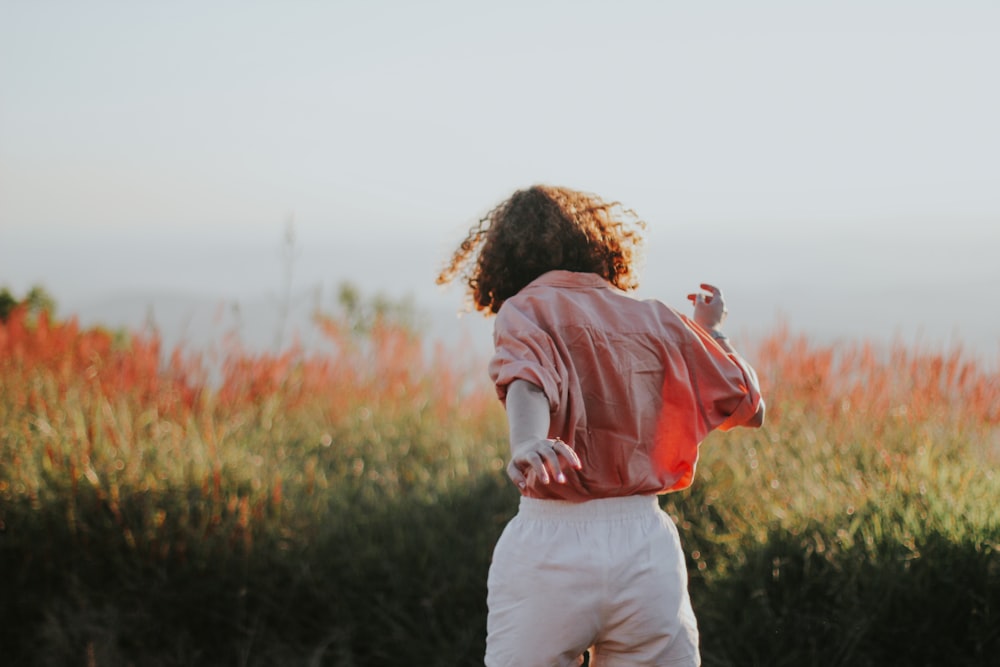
[679,315,763,432]
[488,303,564,413]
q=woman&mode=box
[438,185,765,667]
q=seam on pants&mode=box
[516,495,660,522]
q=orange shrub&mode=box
[754,324,999,428]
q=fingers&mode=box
[507,460,528,489]
[553,439,583,470]
[688,284,723,304]
[531,439,575,483]
[508,438,582,489]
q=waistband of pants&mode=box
[517,494,661,522]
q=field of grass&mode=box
[2,298,999,666]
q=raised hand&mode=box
[686,283,728,333]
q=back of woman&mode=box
[438,184,765,667]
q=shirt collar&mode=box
[528,270,612,289]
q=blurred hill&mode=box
[67,275,1000,369]
[72,288,496,361]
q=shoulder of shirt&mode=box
[497,272,606,313]
[495,271,598,328]
[498,271,692,336]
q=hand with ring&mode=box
[507,436,582,490]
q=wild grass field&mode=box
[1,291,998,666]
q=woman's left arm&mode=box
[688,283,766,428]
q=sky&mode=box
[2,1,999,359]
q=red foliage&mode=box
[0,306,202,420]
[754,325,1000,427]
[5,303,993,454]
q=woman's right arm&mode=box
[504,379,582,489]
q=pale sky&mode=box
[2,1,999,356]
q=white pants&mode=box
[485,495,700,667]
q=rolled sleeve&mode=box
[713,354,763,431]
[488,305,563,413]
[681,317,763,433]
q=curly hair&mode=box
[437,185,646,314]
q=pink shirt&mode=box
[489,270,762,501]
